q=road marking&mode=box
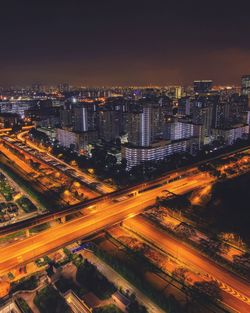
[204,273,250,305]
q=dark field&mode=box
[201,173,250,245]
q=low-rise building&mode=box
[37,127,57,140]
[112,291,130,312]
[64,290,92,313]
[0,298,22,313]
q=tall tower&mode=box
[140,105,151,147]
[241,75,250,97]
[74,103,96,132]
[241,75,250,110]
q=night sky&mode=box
[1,0,250,86]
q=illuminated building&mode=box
[73,103,96,132]
[192,100,213,144]
[213,102,230,129]
[0,100,33,118]
[241,75,250,97]
[178,97,191,115]
[59,103,73,128]
[56,128,97,151]
[98,110,121,141]
[193,80,213,93]
[164,119,197,141]
[122,138,198,169]
[211,124,249,145]
[125,103,166,147]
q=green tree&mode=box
[34,285,70,313]
[189,281,222,303]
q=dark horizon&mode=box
[1,0,250,86]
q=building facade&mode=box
[122,138,198,169]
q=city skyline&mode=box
[0,2,250,312]
[1,1,250,86]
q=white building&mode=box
[0,101,33,118]
[164,121,195,140]
[56,128,97,152]
[122,138,198,170]
[211,124,249,145]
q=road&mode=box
[124,216,250,313]
[16,130,115,194]
[0,173,212,276]
[0,141,98,203]
[0,142,249,311]
[0,138,249,236]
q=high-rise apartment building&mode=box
[213,102,230,129]
[124,103,166,147]
[98,110,121,141]
[73,103,96,132]
[140,105,151,146]
[59,103,73,128]
[241,75,250,97]
[178,97,191,116]
[164,120,195,141]
[192,100,213,143]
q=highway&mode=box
[124,216,250,313]
[0,164,202,236]
[0,144,249,237]
[0,141,249,311]
[0,173,213,276]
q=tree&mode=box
[105,154,117,168]
[120,158,127,170]
[127,295,148,313]
[76,259,116,299]
[172,267,188,284]
[34,285,71,313]
[190,281,222,303]
[94,304,122,313]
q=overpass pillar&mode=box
[25,229,30,238]
[60,216,66,223]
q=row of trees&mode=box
[76,259,116,300]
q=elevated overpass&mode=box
[0,165,197,237]
[0,171,213,275]
[0,144,249,237]
[0,143,249,313]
